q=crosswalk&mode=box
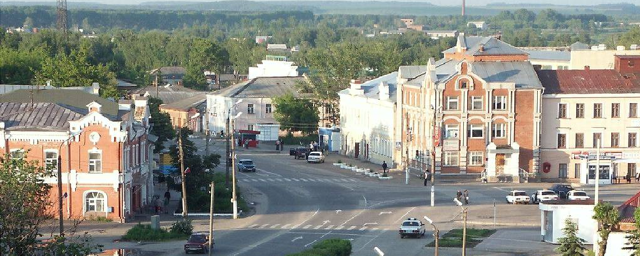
[245,223,382,232]
[239,177,358,183]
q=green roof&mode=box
[0,89,120,119]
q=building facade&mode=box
[0,89,153,222]
[160,94,206,133]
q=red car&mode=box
[184,232,212,254]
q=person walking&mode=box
[423,171,430,186]
[276,140,280,151]
[627,173,632,184]
[163,194,170,214]
[463,190,469,205]
[456,190,462,202]
[636,172,639,183]
[280,139,284,151]
[154,196,161,214]
[382,161,388,174]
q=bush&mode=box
[170,218,193,236]
[287,239,351,256]
[122,224,188,242]
[89,216,112,222]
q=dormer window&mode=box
[460,80,468,89]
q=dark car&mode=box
[237,159,256,172]
[184,232,211,254]
[289,147,297,156]
[294,147,309,160]
[549,184,574,199]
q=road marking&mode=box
[256,168,282,177]
[314,225,323,230]
[269,224,280,229]
[493,187,509,192]
[284,178,292,182]
[252,179,259,182]
[259,224,270,229]
[347,226,357,230]
[395,207,416,223]
[359,226,368,231]
[303,225,313,229]
[266,178,275,182]
[322,220,331,225]
[300,178,308,182]
[292,178,300,182]
[248,224,258,228]
[363,222,378,226]
[349,178,358,182]
[281,224,291,229]
[363,195,368,208]
[291,236,303,242]
[336,210,342,214]
[335,226,344,230]
[379,211,392,215]
[258,179,266,182]
[290,224,300,229]
[325,225,334,230]
[371,227,380,231]
[304,240,317,248]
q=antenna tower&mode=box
[56,0,68,34]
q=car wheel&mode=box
[185,251,189,254]
[400,235,404,239]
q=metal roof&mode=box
[444,35,527,56]
[398,66,427,80]
[150,66,186,75]
[0,102,84,131]
[338,72,398,102]
[0,89,121,120]
[471,61,543,89]
[161,94,207,111]
[525,50,571,61]
[537,69,640,94]
[215,77,308,98]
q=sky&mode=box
[9,0,640,6]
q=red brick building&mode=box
[396,35,543,181]
[0,89,153,222]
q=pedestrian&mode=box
[163,195,170,214]
[164,190,171,202]
[280,139,284,151]
[636,172,639,182]
[154,196,161,214]
[481,169,488,183]
[276,140,280,151]
[456,190,462,202]
[382,161,388,174]
[424,171,430,186]
[627,173,632,184]
[463,190,469,205]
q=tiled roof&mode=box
[0,89,120,120]
[537,70,640,94]
[618,190,640,223]
[0,102,84,131]
[216,77,308,98]
[471,61,543,89]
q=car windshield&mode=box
[188,235,207,243]
[514,192,527,196]
[241,161,253,165]
[573,192,587,196]
[402,221,419,226]
[310,152,320,156]
[541,191,556,195]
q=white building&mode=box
[539,200,597,244]
[338,73,398,165]
[467,21,487,30]
[525,50,570,70]
[248,55,300,79]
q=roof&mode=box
[471,61,543,89]
[525,50,571,61]
[570,42,590,51]
[618,190,640,223]
[161,94,207,111]
[0,89,121,120]
[338,72,398,102]
[444,35,527,56]
[133,85,200,104]
[215,77,308,98]
[537,69,640,94]
[0,102,84,131]
[399,66,427,80]
[0,84,55,94]
[151,66,186,75]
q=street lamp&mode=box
[225,99,243,188]
[373,247,384,256]
[454,198,468,256]
[231,111,242,219]
[424,216,439,256]
[430,105,441,207]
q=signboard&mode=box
[443,139,459,151]
[571,151,619,160]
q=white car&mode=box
[307,151,325,163]
[398,218,425,238]
[567,191,590,200]
[506,190,530,204]
[531,190,559,203]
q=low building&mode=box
[339,73,398,165]
[267,44,288,52]
[538,55,640,184]
[570,46,640,70]
[248,55,300,80]
[150,66,186,86]
[0,89,153,222]
[132,84,200,104]
[525,50,570,70]
[605,191,639,256]
[425,30,458,40]
[159,94,207,133]
[539,200,597,244]
[467,21,487,30]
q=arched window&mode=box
[85,191,106,212]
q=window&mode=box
[493,96,506,110]
[89,152,102,174]
[576,104,584,118]
[468,124,484,138]
[593,133,602,148]
[612,103,620,118]
[557,134,566,149]
[630,103,638,118]
[575,133,584,148]
[10,150,24,159]
[469,151,483,166]
[593,103,602,118]
[84,191,105,212]
[558,103,567,118]
[470,96,483,110]
[445,125,459,139]
[574,163,581,179]
[460,80,468,89]
[612,133,620,148]
[248,124,254,131]
[446,97,459,110]
[629,163,636,178]
[559,164,568,178]
[629,133,637,147]
[247,104,254,114]
[444,152,459,166]
[45,151,58,171]
[265,104,272,113]
[492,123,506,138]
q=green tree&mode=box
[273,93,319,135]
[0,47,46,84]
[557,219,586,256]
[183,38,228,90]
[148,98,176,153]
[593,202,621,256]
[624,207,640,255]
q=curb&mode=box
[457,220,539,227]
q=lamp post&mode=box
[226,99,243,188]
[424,216,439,256]
[593,137,601,253]
[208,182,214,256]
[430,105,441,207]
[454,198,468,256]
[231,112,242,219]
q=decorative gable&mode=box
[87,102,102,113]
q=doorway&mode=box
[355,142,360,158]
[496,154,506,175]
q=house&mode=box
[255,36,271,44]
[569,45,640,70]
[160,94,207,133]
[537,55,640,184]
[207,76,309,141]
[248,55,300,79]
[0,89,153,222]
[525,50,571,70]
[150,66,186,86]
[539,200,597,244]
[467,21,488,30]
[267,44,288,52]
[0,82,100,95]
[395,35,543,182]
[425,30,458,40]
[339,73,398,165]
[132,84,200,104]
[605,190,640,256]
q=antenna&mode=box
[56,0,68,34]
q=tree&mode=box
[624,207,640,255]
[148,98,176,153]
[593,202,621,256]
[183,38,228,90]
[557,219,586,256]
[272,93,319,135]
[0,153,98,255]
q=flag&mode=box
[184,167,191,174]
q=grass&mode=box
[121,224,189,242]
[88,216,112,222]
[426,228,496,248]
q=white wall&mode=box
[248,60,298,79]
[570,49,640,70]
[605,232,635,256]
[540,203,596,244]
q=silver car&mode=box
[306,151,325,163]
[398,218,425,238]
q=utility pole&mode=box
[208,182,214,256]
[231,117,238,219]
[593,137,601,253]
[462,208,467,256]
[178,129,188,217]
[225,112,231,188]
[431,105,438,207]
[57,155,64,236]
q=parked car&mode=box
[294,147,309,160]
[531,190,559,203]
[184,232,212,254]
[398,218,425,238]
[506,190,530,204]
[307,151,325,163]
[289,147,297,156]
[549,184,574,199]
[237,159,256,172]
[567,190,590,200]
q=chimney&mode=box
[479,44,485,52]
[379,82,389,100]
[462,0,466,16]
[584,66,590,71]
[349,79,364,95]
[91,82,100,95]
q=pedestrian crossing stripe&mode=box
[347,226,357,230]
[359,226,367,231]
[245,223,384,232]
[269,224,280,229]
[248,224,258,228]
[281,224,291,229]
[335,226,344,230]
[259,224,269,228]
[239,178,358,183]
[325,225,334,230]
[303,225,313,229]
[313,225,323,230]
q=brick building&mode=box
[0,89,153,222]
[396,35,543,181]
